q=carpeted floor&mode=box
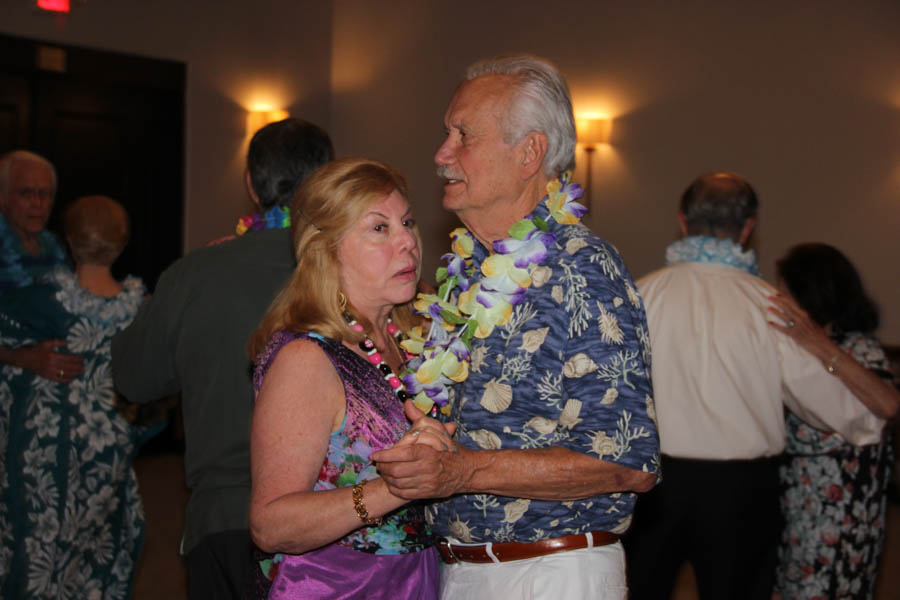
[133,452,900,600]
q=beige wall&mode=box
[3,1,899,343]
[329,0,900,343]
[1,0,333,251]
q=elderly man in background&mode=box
[111,119,334,600]
[0,150,83,382]
[373,55,659,599]
[625,172,887,600]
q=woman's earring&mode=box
[338,292,347,311]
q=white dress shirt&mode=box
[638,261,884,460]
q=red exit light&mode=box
[37,0,70,12]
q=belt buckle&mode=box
[447,543,458,563]
[438,539,458,564]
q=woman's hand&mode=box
[769,293,899,421]
[767,293,834,359]
[394,399,457,452]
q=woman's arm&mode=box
[249,339,409,555]
[769,294,899,421]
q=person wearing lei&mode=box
[0,151,70,294]
[625,172,889,600]
[0,195,157,600]
[0,150,83,387]
[373,55,659,600]
[111,118,335,600]
[246,157,440,600]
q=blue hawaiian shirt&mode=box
[0,212,69,294]
[427,202,660,544]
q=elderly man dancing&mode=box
[0,150,83,382]
[373,55,659,600]
[626,172,888,600]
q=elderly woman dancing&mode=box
[247,158,442,599]
[769,243,899,600]
[0,195,153,599]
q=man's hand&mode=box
[15,340,85,383]
[373,400,467,498]
[372,441,474,500]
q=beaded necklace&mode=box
[347,317,411,402]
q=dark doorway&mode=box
[0,33,184,290]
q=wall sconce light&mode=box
[247,109,290,136]
[576,118,612,211]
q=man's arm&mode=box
[373,441,655,501]
[0,282,84,381]
[376,244,660,502]
[769,294,898,420]
[111,266,183,403]
[777,329,887,445]
[0,341,84,382]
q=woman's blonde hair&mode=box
[249,157,420,359]
[63,195,130,266]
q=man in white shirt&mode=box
[624,172,885,600]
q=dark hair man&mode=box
[112,119,334,599]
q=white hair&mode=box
[0,150,57,196]
[465,55,576,178]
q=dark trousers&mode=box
[186,529,253,600]
[624,455,782,600]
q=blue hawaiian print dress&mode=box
[0,268,153,600]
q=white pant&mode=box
[439,541,627,599]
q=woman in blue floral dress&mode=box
[0,196,154,599]
[769,243,899,599]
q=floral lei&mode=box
[400,172,586,416]
[235,205,290,235]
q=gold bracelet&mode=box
[351,480,382,527]
[826,352,840,374]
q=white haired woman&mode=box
[247,158,446,599]
[0,195,153,599]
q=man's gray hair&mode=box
[0,150,58,196]
[465,55,576,178]
[679,172,759,238]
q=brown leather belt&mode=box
[437,530,619,564]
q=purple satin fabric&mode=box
[269,544,440,599]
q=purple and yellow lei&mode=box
[401,173,586,415]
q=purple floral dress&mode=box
[251,331,439,600]
[775,332,894,599]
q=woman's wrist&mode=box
[352,477,407,524]
[351,480,382,526]
[806,334,839,365]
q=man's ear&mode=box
[519,131,548,180]
[738,217,757,246]
[676,211,689,237]
[245,170,262,209]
